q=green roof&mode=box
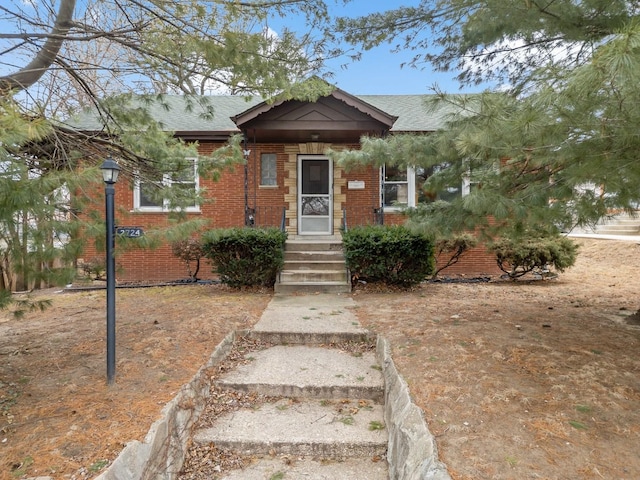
[358,95,456,132]
[66,93,456,134]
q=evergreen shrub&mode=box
[201,227,287,287]
[342,225,435,287]
[433,233,478,278]
[490,234,578,279]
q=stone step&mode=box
[216,345,384,402]
[285,250,344,259]
[614,218,640,225]
[274,281,351,294]
[595,214,640,233]
[278,239,349,294]
[218,457,389,480]
[280,269,348,283]
[596,225,640,235]
[192,397,388,458]
[288,235,343,241]
[247,330,372,345]
[285,240,344,252]
[248,294,368,343]
[283,259,346,271]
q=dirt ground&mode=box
[354,238,640,480]
[1,237,639,479]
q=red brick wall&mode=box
[341,158,381,227]
[199,142,246,228]
[81,186,225,283]
[81,141,246,283]
[383,211,501,276]
[246,144,288,227]
[435,246,500,277]
[80,141,500,282]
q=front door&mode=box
[298,156,332,235]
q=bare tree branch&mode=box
[0,0,77,93]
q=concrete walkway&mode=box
[187,294,391,479]
[567,232,640,242]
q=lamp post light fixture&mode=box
[100,157,121,385]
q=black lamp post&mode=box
[100,157,121,385]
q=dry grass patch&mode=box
[353,238,640,480]
[0,285,270,479]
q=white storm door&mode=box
[298,156,332,235]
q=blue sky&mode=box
[324,43,477,95]
[301,0,491,95]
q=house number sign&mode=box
[116,227,144,238]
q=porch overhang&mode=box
[232,87,398,144]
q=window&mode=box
[134,158,199,212]
[138,171,163,208]
[382,163,467,209]
[382,165,413,208]
[416,164,464,203]
[260,153,277,186]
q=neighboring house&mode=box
[73,86,499,283]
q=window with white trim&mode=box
[260,153,277,186]
[382,163,467,209]
[382,165,415,208]
[416,163,465,203]
[134,158,199,212]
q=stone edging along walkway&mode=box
[93,305,450,479]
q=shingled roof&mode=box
[66,92,459,136]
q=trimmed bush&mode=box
[171,239,204,281]
[201,227,287,287]
[342,225,435,287]
[489,234,578,279]
[432,233,478,278]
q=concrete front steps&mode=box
[95,295,450,480]
[275,235,351,294]
[595,213,640,235]
[187,295,389,479]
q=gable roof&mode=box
[232,87,397,129]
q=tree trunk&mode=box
[0,0,77,92]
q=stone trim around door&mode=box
[283,143,346,236]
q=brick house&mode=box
[77,86,498,285]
